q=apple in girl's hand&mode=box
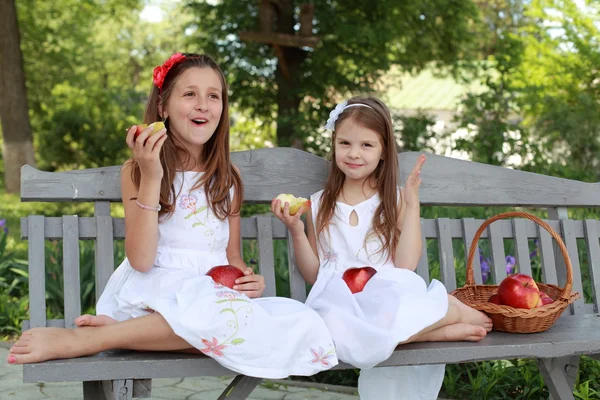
[498,273,540,309]
[206,265,245,289]
[342,266,377,294]
[536,291,554,307]
[133,121,165,140]
[488,293,502,305]
[276,193,311,216]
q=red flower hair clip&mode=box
[153,53,186,91]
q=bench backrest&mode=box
[20,148,600,330]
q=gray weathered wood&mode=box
[399,152,600,207]
[559,219,585,314]
[22,314,600,383]
[512,218,532,277]
[256,216,276,297]
[28,216,46,328]
[462,218,482,284]
[95,208,115,300]
[537,357,575,400]
[102,379,133,400]
[583,220,600,313]
[217,375,262,399]
[21,216,291,240]
[488,221,506,285]
[287,229,307,302]
[62,216,81,329]
[538,222,559,285]
[415,218,430,282]
[436,218,456,291]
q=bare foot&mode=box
[7,327,99,364]
[450,295,493,331]
[418,323,488,342]
[75,314,117,327]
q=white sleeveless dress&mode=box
[305,190,447,399]
[96,172,338,379]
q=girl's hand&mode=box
[233,267,265,298]
[125,125,168,181]
[270,198,307,235]
[403,154,425,206]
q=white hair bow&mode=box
[323,101,373,130]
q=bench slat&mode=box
[28,216,46,328]
[583,220,600,313]
[538,221,559,285]
[62,216,81,329]
[287,230,307,302]
[462,218,482,284]
[95,202,115,300]
[560,219,585,314]
[513,219,532,277]
[488,221,506,285]
[415,218,430,282]
[256,216,276,297]
[436,218,456,291]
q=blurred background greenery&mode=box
[0,0,599,398]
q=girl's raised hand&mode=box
[233,267,265,298]
[125,125,168,181]
[403,154,425,206]
[270,198,307,236]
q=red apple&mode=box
[498,273,540,309]
[342,266,377,294]
[133,121,165,140]
[536,291,554,307]
[488,293,502,305]
[206,265,245,289]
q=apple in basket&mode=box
[488,293,502,305]
[497,273,540,309]
[133,121,165,140]
[342,266,377,294]
[275,193,311,216]
[536,291,554,307]
[206,265,244,289]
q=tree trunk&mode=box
[0,0,36,193]
[274,0,306,148]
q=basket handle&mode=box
[466,211,573,301]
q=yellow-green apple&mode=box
[134,121,165,140]
[488,293,502,305]
[276,193,310,216]
[342,266,377,294]
[498,273,540,309]
[206,265,244,289]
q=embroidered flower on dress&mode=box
[323,251,338,263]
[216,290,242,300]
[178,193,198,210]
[200,337,227,357]
[309,346,334,367]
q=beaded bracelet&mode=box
[135,199,161,212]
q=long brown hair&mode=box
[317,96,400,259]
[129,53,242,219]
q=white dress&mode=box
[305,190,447,399]
[96,172,338,379]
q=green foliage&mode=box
[186,0,481,148]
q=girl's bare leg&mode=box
[7,313,191,365]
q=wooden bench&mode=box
[19,147,600,400]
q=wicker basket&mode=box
[451,211,580,333]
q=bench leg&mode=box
[217,375,262,400]
[82,380,134,400]
[537,356,579,400]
